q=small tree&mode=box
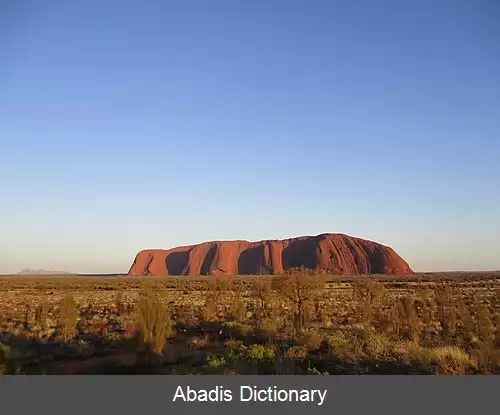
[136,284,173,355]
[272,267,325,331]
[435,285,454,317]
[58,295,78,341]
[475,306,497,374]
[456,300,474,347]
[35,301,50,331]
[203,276,232,321]
[477,306,495,344]
[402,296,423,344]
[389,300,404,339]
[251,278,272,319]
[115,291,125,315]
[435,285,458,342]
[231,291,246,322]
[419,289,438,346]
[495,313,500,346]
[226,278,245,322]
[23,304,32,326]
[353,278,385,331]
[442,307,458,343]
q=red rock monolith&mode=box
[128,233,413,276]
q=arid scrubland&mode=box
[0,269,499,375]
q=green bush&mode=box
[325,331,350,357]
[246,344,275,360]
[206,352,226,368]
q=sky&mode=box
[1,0,499,274]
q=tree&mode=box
[251,278,272,318]
[203,276,232,321]
[272,267,325,331]
[352,278,385,330]
[136,284,173,355]
[58,295,78,341]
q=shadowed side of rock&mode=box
[128,233,413,276]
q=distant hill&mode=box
[16,268,72,275]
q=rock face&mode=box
[128,233,413,276]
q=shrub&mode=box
[224,345,245,361]
[206,352,226,369]
[35,301,49,331]
[58,295,78,341]
[441,307,458,343]
[246,344,275,360]
[0,343,13,375]
[324,331,350,357]
[136,285,173,354]
[298,330,323,351]
[225,338,244,349]
[402,296,423,344]
[286,345,308,360]
[115,292,126,315]
[203,276,232,321]
[474,306,497,373]
[353,279,385,330]
[474,342,500,374]
[364,332,393,359]
[477,306,495,344]
[495,313,500,345]
[231,291,246,322]
[251,278,272,317]
[456,300,475,346]
[202,295,218,322]
[23,304,32,325]
[0,343,11,365]
[388,300,404,338]
[426,346,477,375]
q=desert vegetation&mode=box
[0,269,499,374]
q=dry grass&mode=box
[0,269,499,374]
[426,346,477,375]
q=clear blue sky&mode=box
[1,0,499,274]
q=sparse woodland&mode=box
[0,269,499,375]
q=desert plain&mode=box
[0,270,499,375]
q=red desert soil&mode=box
[128,233,413,277]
